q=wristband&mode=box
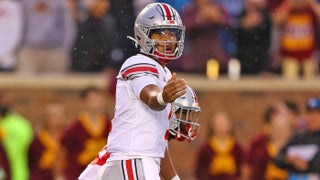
[157,91,167,106]
[171,174,181,180]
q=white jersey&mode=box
[106,54,172,161]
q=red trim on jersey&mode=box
[121,66,159,79]
[125,160,135,180]
[90,152,110,166]
[161,3,172,20]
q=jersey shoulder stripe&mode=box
[121,63,159,80]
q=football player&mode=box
[79,85,201,180]
[92,3,187,180]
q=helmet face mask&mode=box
[169,86,201,142]
[170,107,201,141]
[149,27,184,60]
[132,3,185,63]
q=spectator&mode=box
[272,0,320,79]
[0,0,23,72]
[215,0,245,58]
[215,0,244,28]
[107,0,139,94]
[0,90,33,180]
[68,0,88,22]
[157,0,191,14]
[273,97,320,179]
[245,104,292,180]
[265,0,284,74]
[17,0,75,75]
[71,0,119,72]
[266,0,284,13]
[28,103,66,180]
[283,99,306,133]
[235,0,272,75]
[109,0,139,69]
[0,129,10,179]
[133,0,155,15]
[55,86,112,180]
[179,0,231,73]
[195,111,244,180]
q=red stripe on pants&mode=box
[126,160,134,180]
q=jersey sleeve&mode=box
[120,62,159,80]
[130,75,158,99]
[118,55,161,98]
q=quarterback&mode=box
[79,85,201,180]
[81,2,194,180]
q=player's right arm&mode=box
[119,56,186,111]
[140,72,186,111]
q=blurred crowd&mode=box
[1,0,320,79]
[1,0,320,180]
[1,87,320,180]
[194,97,320,180]
[0,87,112,180]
